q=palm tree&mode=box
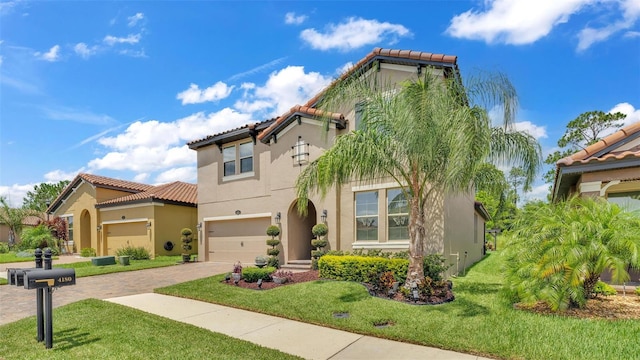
[295,68,541,284]
[0,197,34,249]
[504,197,640,311]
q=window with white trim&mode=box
[61,215,74,242]
[356,191,378,241]
[223,142,253,177]
[387,188,408,240]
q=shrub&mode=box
[180,228,194,253]
[81,248,97,257]
[116,245,150,260]
[18,225,57,251]
[423,254,450,281]
[267,256,279,268]
[636,287,640,296]
[312,223,328,237]
[592,281,617,297]
[16,250,34,258]
[318,255,409,284]
[266,225,280,237]
[0,242,9,254]
[266,239,280,247]
[311,239,328,248]
[272,270,293,282]
[242,266,276,282]
[267,248,280,256]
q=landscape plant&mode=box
[18,224,58,253]
[310,223,328,270]
[503,196,640,311]
[0,197,36,248]
[81,247,97,257]
[242,266,276,282]
[180,228,194,263]
[116,245,151,260]
[295,68,541,284]
[265,225,280,268]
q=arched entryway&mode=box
[80,209,91,252]
[287,200,316,261]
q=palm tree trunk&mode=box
[407,195,425,285]
[583,273,600,300]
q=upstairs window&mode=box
[356,191,378,241]
[223,142,253,177]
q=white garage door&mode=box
[106,222,148,256]
[208,217,270,264]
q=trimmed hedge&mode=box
[318,255,409,284]
[242,266,276,283]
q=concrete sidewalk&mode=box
[107,293,492,360]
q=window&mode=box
[387,188,408,240]
[223,142,253,177]
[62,215,74,242]
[608,191,640,211]
[356,191,378,241]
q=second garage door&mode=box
[208,217,270,264]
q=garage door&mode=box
[106,222,148,255]
[208,217,270,264]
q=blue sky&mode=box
[1,0,639,205]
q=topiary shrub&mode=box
[266,225,281,268]
[242,266,276,282]
[266,225,280,237]
[311,223,329,270]
[81,247,97,257]
[311,223,328,237]
[116,245,150,260]
[267,256,279,268]
[267,248,280,256]
[266,239,280,247]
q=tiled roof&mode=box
[258,47,458,142]
[256,105,346,141]
[187,118,275,147]
[557,122,640,166]
[78,173,154,192]
[96,181,197,207]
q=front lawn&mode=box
[156,253,640,360]
[0,299,301,360]
[54,256,182,277]
[0,252,59,264]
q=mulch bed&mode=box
[515,295,640,320]
[222,270,454,305]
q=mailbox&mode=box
[11,268,37,287]
[24,269,76,290]
[7,268,17,285]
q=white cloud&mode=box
[127,12,144,27]
[103,34,141,46]
[285,12,307,25]
[44,169,82,182]
[336,61,354,75]
[514,121,548,139]
[447,0,640,51]
[300,17,411,51]
[577,0,640,51]
[155,167,196,183]
[238,66,332,116]
[447,0,591,44]
[88,108,253,173]
[74,42,99,59]
[521,183,551,203]
[624,30,640,37]
[35,45,60,62]
[609,102,640,126]
[177,82,234,105]
[133,173,149,183]
[0,183,37,207]
[118,49,147,58]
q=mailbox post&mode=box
[35,248,44,342]
[44,248,52,349]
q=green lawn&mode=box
[156,253,640,360]
[54,256,182,277]
[0,252,59,264]
[0,299,301,360]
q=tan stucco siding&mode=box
[153,204,198,256]
[443,191,483,277]
[104,222,148,256]
[208,217,270,264]
[51,183,98,252]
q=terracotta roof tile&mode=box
[257,47,457,142]
[78,173,153,192]
[257,105,346,141]
[557,121,640,166]
[97,181,197,207]
[187,118,275,146]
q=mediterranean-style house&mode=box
[188,48,488,275]
[552,121,640,207]
[47,173,198,258]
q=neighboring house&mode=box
[552,121,640,207]
[0,215,42,245]
[47,173,198,257]
[188,47,488,275]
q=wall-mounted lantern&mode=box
[291,135,310,166]
[146,222,152,230]
[96,225,102,231]
[321,209,328,223]
[275,212,281,225]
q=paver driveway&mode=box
[0,261,230,325]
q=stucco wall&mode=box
[443,191,484,277]
[153,204,198,257]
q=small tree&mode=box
[0,197,36,249]
[266,225,280,268]
[311,223,328,270]
[180,228,193,263]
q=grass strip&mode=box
[156,253,640,360]
[0,299,301,360]
[0,253,59,264]
[53,256,182,277]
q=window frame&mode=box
[222,141,255,181]
[355,190,379,241]
[387,188,409,241]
